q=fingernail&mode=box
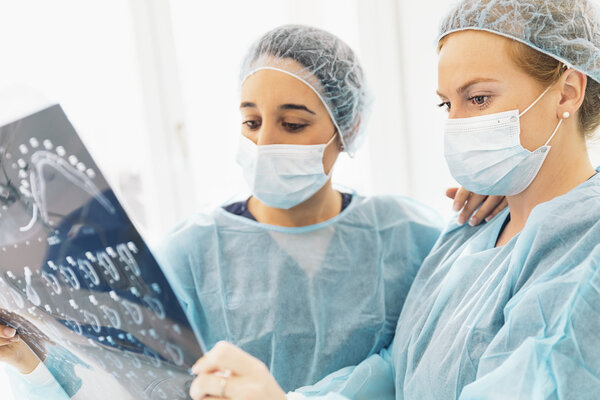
[3,327,15,337]
[453,202,461,212]
[457,215,466,225]
[485,216,492,222]
[469,217,478,226]
[9,335,19,343]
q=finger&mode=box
[446,187,459,200]
[469,195,503,226]
[485,198,509,222]
[452,187,472,213]
[189,373,248,400]
[0,335,20,345]
[458,193,486,225]
[189,373,226,399]
[192,341,261,376]
[0,326,16,339]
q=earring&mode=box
[563,111,570,119]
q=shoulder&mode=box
[351,194,445,231]
[152,211,219,266]
[509,177,600,275]
[523,176,600,237]
[164,211,219,244]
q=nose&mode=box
[448,108,470,119]
[255,120,282,146]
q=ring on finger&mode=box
[219,369,232,397]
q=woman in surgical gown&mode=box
[0,25,503,399]
[186,1,600,399]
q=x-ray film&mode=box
[0,105,204,399]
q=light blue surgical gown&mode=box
[156,194,443,392]
[5,194,443,398]
[297,170,600,399]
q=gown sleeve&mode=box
[5,341,85,399]
[5,361,71,400]
[291,342,396,400]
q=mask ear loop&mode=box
[544,119,563,146]
[326,130,344,151]
[519,85,553,117]
[544,111,570,146]
[518,85,564,147]
[323,130,342,177]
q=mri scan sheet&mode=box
[0,105,204,399]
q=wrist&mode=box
[14,343,41,374]
[17,358,40,374]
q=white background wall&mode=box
[1,0,600,397]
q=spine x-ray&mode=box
[0,105,204,399]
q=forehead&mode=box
[438,30,519,87]
[240,68,325,109]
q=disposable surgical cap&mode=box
[439,0,600,84]
[240,25,372,156]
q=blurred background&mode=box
[1,0,600,396]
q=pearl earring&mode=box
[563,111,570,119]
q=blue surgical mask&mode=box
[236,133,337,209]
[444,86,564,196]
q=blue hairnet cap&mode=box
[439,0,600,84]
[240,25,373,157]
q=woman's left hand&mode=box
[190,341,287,400]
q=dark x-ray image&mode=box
[0,105,205,399]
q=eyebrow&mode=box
[436,78,500,98]
[239,102,316,115]
[279,104,316,114]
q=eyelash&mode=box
[437,95,492,112]
[437,101,451,112]
[243,120,260,130]
[282,122,308,132]
[242,120,309,132]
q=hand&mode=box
[0,323,40,374]
[446,187,507,226]
[189,341,286,400]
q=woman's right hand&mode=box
[0,323,40,374]
[190,341,287,400]
[446,187,507,226]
